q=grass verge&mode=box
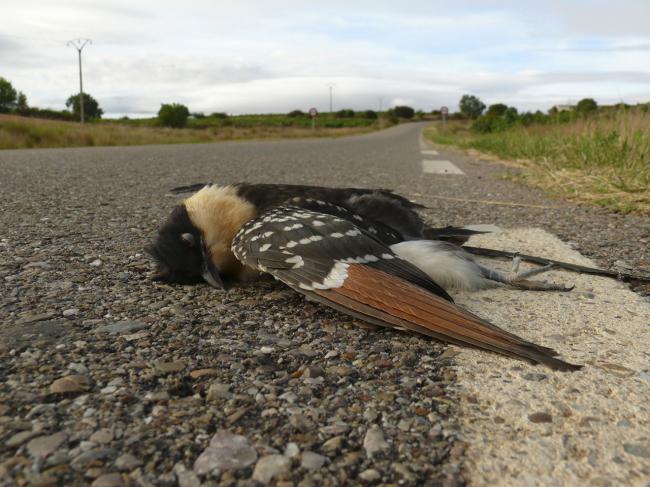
[425,112,650,213]
[0,114,388,150]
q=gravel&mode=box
[1,123,647,485]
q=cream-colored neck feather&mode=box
[184,185,257,278]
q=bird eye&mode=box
[181,233,195,247]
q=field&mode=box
[426,110,650,213]
[0,113,387,150]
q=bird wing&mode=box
[232,206,581,371]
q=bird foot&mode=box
[505,258,574,291]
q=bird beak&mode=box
[200,237,224,289]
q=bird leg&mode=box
[479,254,574,291]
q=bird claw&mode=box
[506,263,574,291]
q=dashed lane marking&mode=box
[421,149,439,156]
[422,159,465,175]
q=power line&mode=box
[67,38,92,123]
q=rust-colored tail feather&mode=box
[314,264,581,371]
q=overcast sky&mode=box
[2,0,649,117]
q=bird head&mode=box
[147,185,256,289]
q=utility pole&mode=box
[327,84,334,113]
[67,38,92,123]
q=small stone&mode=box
[114,453,142,471]
[90,259,102,267]
[91,473,124,487]
[252,455,290,484]
[155,361,185,373]
[321,436,344,452]
[68,362,88,374]
[6,430,38,447]
[27,432,67,458]
[206,382,233,400]
[363,425,389,457]
[260,346,275,354]
[193,430,257,475]
[326,365,354,376]
[623,443,650,459]
[70,447,116,469]
[523,373,547,381]
[528,412,553,423]
[50,374,91,394]
[189,368,218,379]
[89,428,113,444]
[302,366,325,378]
[279,391,298,403]
[174,463,201,487]
[63,308,80,317]
[359,468,381,482]
[284,442,300,458]
[96,320,147,335]
[301,451,326,470]
[16,312,55,324]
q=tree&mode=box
[392,105,415,119]
[576,98,598,116]
[287,109,306,118]
[158,103,190,128]
[362,110,378,119]
[335,108,355,118]
[66,93,103,120]
[459,94,485,119]
[504,106,518,123]
[486,103,508,117]
[0,77,18,112]
[16,91,28,111]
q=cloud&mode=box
[1,0,648,116]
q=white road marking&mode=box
[421,149,439,156]
[422,159,465,175]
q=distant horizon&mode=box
[3,1,649,117]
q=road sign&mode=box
[440,106,449,115]
[309,107,318,117]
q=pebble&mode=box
[321,436,344,452]
[91,473,124,487]
[528,412,553,423]
[189,368,218,379]
[174,463,201,487]
[68,362,89,374]
[363,425,389,457]
[155,361,185,373]
[252,454,291,484]
[359,468,381,482]
[193,430,257,475]
[63,308,80,317]
[114,453,142,471]
[284,442,300,458]
[89,259,102,267]
[50,374,91,394]
[89,428,113,444]
[95,320,147,335]
[6,430,38,448]
[26,432,67,458]
[301,451,327,470]
[623,443,650,459]
[206,382,233,400]
[70,447,116,469]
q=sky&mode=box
[1,0,649,118]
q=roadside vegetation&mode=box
[1,76,429,149]
[426,96,650,214]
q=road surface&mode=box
[1,123,649,485]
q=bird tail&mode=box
[311,264,581,371]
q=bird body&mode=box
[148,182,582,370]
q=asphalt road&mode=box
[1,123,649,486]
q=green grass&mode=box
[0,113,388,150]
[425,111,650,213]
